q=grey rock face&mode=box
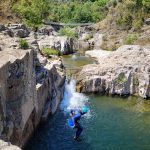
[38,35,74,54]
[77,45,150,98]
[6,24,30,38]
[75,26,103,50]
[0,49,65,148]
[0,24,74,55]
[38,25,56,36]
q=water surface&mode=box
[25,94,150,150]
[62,53,95,76]
[25,51,150,150]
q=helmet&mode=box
[82,105,88,113]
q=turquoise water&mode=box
[25,95,150,150]
[25,51,150,150]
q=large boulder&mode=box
[77,45,150,98]
[38,25,57,36]
[0,49,65,148]
[37,35,74,54]
[76,26,103,50]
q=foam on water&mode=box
[60,79,91,117]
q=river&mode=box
[25,52,150,150]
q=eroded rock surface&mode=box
[75,26,103,50]
[0,24,74,55]
[37,35,74,54]
[0,49,65,148]
[77,45,150,98]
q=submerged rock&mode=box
[77,45,150,98]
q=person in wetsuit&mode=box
[70,106,88,140]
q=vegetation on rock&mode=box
[58,27,78,38]
[124,34,138,45]
[42,47,59,57]
[19,39,29,49]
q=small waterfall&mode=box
[60,79,90,116]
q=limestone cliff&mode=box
[77,45,150,99]
[0,49,65,148]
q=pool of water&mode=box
[25,93,150,150]
[62,53,96,76]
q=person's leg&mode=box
[75,123,83,139]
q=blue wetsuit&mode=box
[72,110,83,139]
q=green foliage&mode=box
[132,18,143,30]
[142,0,150,8]
[13,0,109,25]
[116,13,133,30]
[59,27,78,38]
[124,34,138,45]
[116,0,149,30]
[13,0,49,28]
[19,39,29,49]
[42,47,59,57]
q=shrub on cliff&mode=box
[19,39,29,49]
[42,47,59,57]
[115,0,150,30]
[124,34,138,45]
[59,27,78,38]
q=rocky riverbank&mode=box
[77,45,150,99]
[0,24,66,149]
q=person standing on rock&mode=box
[68,106,88,141]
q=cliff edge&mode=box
[0,48,65,147]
